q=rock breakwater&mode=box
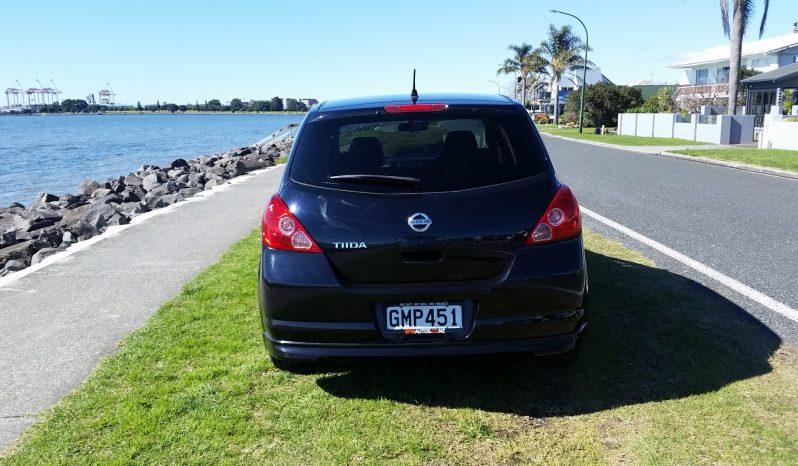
[0,139,292,277]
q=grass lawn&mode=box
[671,148,798,173]
[1,230,796,465]
[536,125,705,146]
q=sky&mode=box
[1,0,796,105]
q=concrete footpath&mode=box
[0,166,284,449]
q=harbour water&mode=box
[0,113,305,206]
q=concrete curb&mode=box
[656,151,798,180]
[540,133,798,180]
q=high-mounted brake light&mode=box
[524,184,581,245]
[384,103,448,113]
[261,194,321,253]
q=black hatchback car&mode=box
[258,93,587,370]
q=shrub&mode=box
[533,113,550,124]
[561,111,578,124]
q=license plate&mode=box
[385,302,463,334]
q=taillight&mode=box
[384,103,448,113]
[524,184,581,245]
[261,194,321,253]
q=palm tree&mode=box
[536,24,592,125]
[497,43,541,108]
[721,0,770,115]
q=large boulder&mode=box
[125,174,143,187]
[225,160,247,177]
[160,193,185,206]
[2,260,27,274]
[120,187,142,203]
[204,177,225,189]
[142,173,164,192]
[29,192,59,210]
[2,210,62,234]
[59,204,91,229]
[78,180,102,196]
[0,231,16,247]
[119,202,149,216]
[165,179,179,193]
[179,187,203,197]
[0,240,37,265]
[170,158,189,169]
[31,246,66,265]
[93,193,123,205]
[57,193,86,209]
[91,188,113,199]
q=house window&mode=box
[751,58,764,68]
[695,69,709,85]
[717,67,730,83]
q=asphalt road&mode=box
[0,166,283,450]
[542,134,798,345]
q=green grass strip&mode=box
[537,126,706,146]
[2,230,796,465]
[671,148,798,173]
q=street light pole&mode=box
[550,9,589,134]
[488,80,501,95]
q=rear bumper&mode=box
[259,236,588,362]
[264,320,586,361]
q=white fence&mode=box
[618,113,755,145]
[759,114,798,150]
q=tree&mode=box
[156,100,161,111]
[497,43,543,107]
[631,86,675,114]
[60,99,89,113]
[583,83,642,127]
[165,103,179,113]
[536,24,593,125]
[285,98,300,111]
[721,0,769,115]
[207,99,222,111]
[270,96,284,112]
[230,98,243,112]
[251,100,271,112]
[178,104,188,112]
[136,101,143,111]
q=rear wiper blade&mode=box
[328,174,421,187]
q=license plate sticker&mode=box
[385,302,463,334]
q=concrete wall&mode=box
[695,117,726,143]
[673,115,697,140]
[653,114,676,138]
[618,113,754,144]
[636,114,655,137]
[760,114,798,150]
[618,113,638,136]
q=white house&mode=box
[668,26,798,106]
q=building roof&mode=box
[668,32,798,69]
[741,62,798,89]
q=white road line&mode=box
[581,206,798,324]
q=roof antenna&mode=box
[411,69,418,104]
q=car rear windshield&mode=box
[289,107,549,193]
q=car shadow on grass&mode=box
[315,250,781,416]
